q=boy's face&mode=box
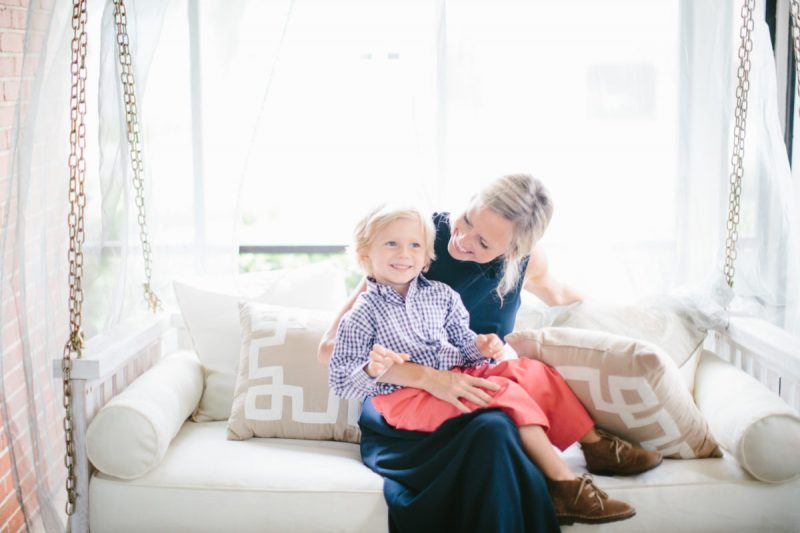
[363,217,427,295]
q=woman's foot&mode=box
[547,474,635,525]
[581,429,662,476]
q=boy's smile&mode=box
[363,217,428,297]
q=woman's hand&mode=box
[318,278,368,363]
[476,333,503,360]
[424,369,500,414]
[367,344,411,378]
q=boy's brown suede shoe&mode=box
[547,474,636,525]
[581,429,663,476]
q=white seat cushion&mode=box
[90,422,800,533]
[560,444,800,532]
[89,421,386,533]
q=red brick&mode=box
[3,363,22,394]
[18,471,34,501]
[1,332,21,359]
[0,474,12,500]
[0,106,15,129]
[8,507,25,532]
[1,82,18,103]
[5,394,27,423]
[8,511,30,533]
[10,8,25,30]
[0,453,10,480]
[0,492,21,526]
[0,7,12,27]
[0,57,18,77]
[0,33,23,53]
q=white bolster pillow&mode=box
[694,351,800,483]
[86,350,204,479]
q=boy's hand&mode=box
[366,344,411,378]
[476,334,504,360]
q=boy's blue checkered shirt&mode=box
[329,274,491,400]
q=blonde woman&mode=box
[320,175,658,532]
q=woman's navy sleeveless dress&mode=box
[358,213,560,533]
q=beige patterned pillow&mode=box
[514,299,706,391]
[227,302,361,443]
[506,327,721,459]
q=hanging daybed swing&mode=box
[57,1,800,532]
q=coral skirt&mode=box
[371,358,594,451]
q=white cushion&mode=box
[694,351,800,483]
[90,421,387,533]
[85,351,204,479]
[173,261,347,421]
[559,444,800,532]
[88,421,800,533]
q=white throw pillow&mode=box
[174,261,347,421]
[86,351,204,479]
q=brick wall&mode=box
[1,1,60,532]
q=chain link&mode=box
[63,0,88,517]
[723,0,755,289]
[113,0,162,312]
[791,1,800,119]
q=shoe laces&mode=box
[574,474,608,511]
[601,431,631,463]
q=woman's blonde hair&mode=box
[352,205,436,276]
[466,174,554,300]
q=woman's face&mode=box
[448,206,514,264]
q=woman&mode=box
[318,174,634,532]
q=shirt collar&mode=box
[366,274,431,304]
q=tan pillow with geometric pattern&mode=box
[506,327,721,459]
[227,301,361,443]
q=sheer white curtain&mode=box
[441,0,799,335]
[1,1,275,530]
[678,0,799,335]
[1,1,799,529]
[442,0,682,303]
[2,2,83,531]
[90,0,284,335]
[236,0,442,247]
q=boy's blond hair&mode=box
[352,205,436,276]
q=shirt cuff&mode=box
[349,363,379,394]
[461,340,484,362]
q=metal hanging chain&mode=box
[113,0,162,312]
[723,0,755,290]
[790,1,800,118]
[63,0,88,517]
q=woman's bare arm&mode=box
[523,246,583,306]
[318,278,368,363]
